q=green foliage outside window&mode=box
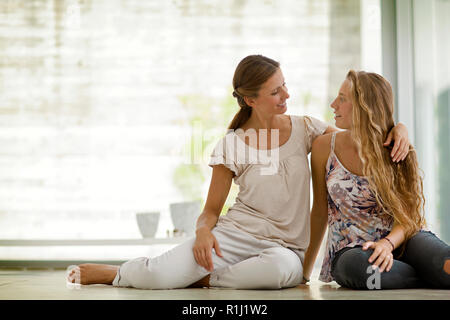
[173,89,239,215]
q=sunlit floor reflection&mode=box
[1,269,447,300]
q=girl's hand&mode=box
[193,228,223,272]
[383,122,409,162]
[362,240,394,273]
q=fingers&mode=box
[368,246,393,273]
[200,250,211,271]
[206,250,214,272]
[197,249,214,272]
[401,142,408,161]
[400,144,408,161]
[193,249,200,267]
[387,254,394,272]
[391,138,401,162]
[371,250,386,271]
[213,238,223,258]
[194,247,209,271]
[193,249,204,270]
[366,243,389,272]
[383,132,393,146]
[193,234,223,272]
[368,246,381,263]
[385,134,408,162]
[362,241,374,250]
[206,237,224,271]
[378,254,392,273]
[391,139,408,162]
[386,122,410,162]
[390,129,409,162]
[193,247,216,272]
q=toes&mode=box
[66,265,81,284]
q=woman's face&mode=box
[330,79,353,129]
[246,68,290,116]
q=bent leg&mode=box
[400,230,450,288]
[112,237,211,289]
[112,224,261,289]
[209,246,303,289]
[331,247,424,290]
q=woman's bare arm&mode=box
[193,164,234,271]
[196,164,233,232]
[303,134,332,281]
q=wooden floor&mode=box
[0,269,448,300]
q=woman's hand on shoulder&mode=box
[383,122,410,162]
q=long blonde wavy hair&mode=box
[346,70,426,246]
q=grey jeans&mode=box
[331,230,450,290]
[112,223,304,289]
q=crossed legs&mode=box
[331,230,450,289]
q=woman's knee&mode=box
[404,230,450,288]
[332,247,373,289]
[120,256,195,289]
[119,257,165,289]
[427,254,450,288]
[259,247,302,288]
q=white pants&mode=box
[112,223,304,290]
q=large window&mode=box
[387,0,450,243]
[411,0,450,242]
[0,0,382,261]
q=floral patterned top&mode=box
[319,132,393,282]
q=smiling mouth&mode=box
[277,102,286,107]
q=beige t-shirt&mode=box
[209,115,328,250]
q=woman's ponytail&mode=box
[227,55,280,130]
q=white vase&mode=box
[169,201,201,237]
[135,212,160,238]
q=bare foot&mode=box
[188,275,210,288]
[68,264,119,285]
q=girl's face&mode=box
[330,79,353,129]
[246,68,290,116]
